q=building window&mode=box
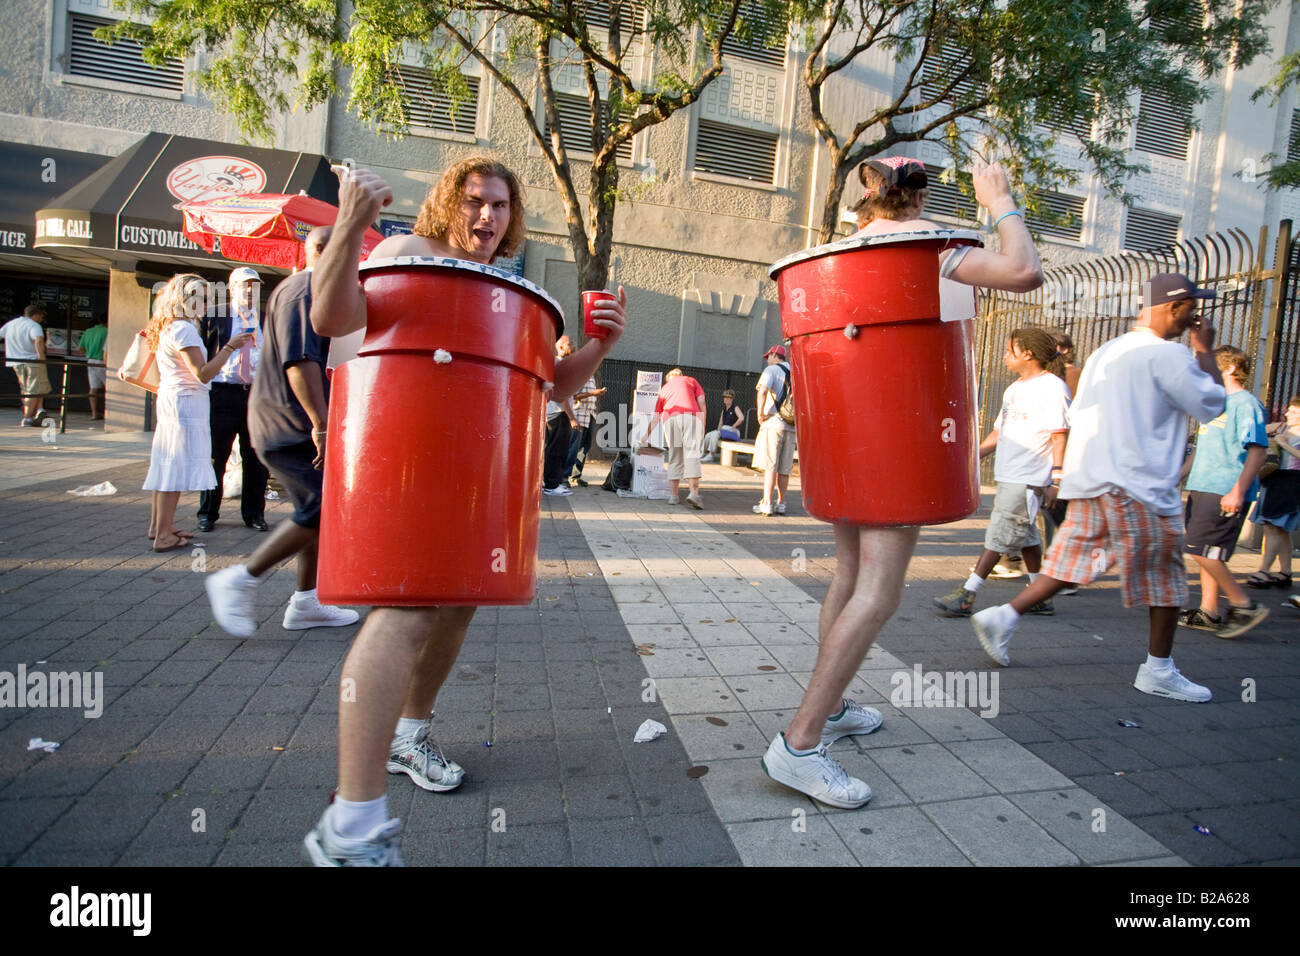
[545,91,634,160]
[396,66,479,136]
[67,13,184,91]
[920,44,985,109]
[923,164,978,222]
[1134,86,1192,161]
[693,119,778,183]
[1289,108,1300,163]
[719,1,787,68]
[1123,206,1181,251]
[1025,189,1086,242]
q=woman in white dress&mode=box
[143,274,253,551]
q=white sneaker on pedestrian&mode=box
[1133,662,1211,703]
[972,604,1016,667]
[686,492,703,510]
[543,485,573,497]
[387,721,465,792]
[775,501,787,515]
[303,803,405,867]
[820,698,883,746]
[283,593,360,631]
[205,564,259,638]
[761,733,871,808]
[752,502,773,516]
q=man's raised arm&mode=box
[310,169,393,338]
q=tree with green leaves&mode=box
[787,0,1278,244]
[107,0,790,290]
[1254,49,1299,189]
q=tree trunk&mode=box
[818,159,853,245]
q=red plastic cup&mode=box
[582,290,616,339]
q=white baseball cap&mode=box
[228,266,261,285]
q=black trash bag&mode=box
[603,451,634,491]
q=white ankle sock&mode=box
[1145,654,1174,675]
[1001,604,1021,626]
[1027,572,1038,584]
[332,795,388,840]
[394,716,425,738]
[232,564,258,582]
[964,573,984,592]
[291,588,318,605]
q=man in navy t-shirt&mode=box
[205,226,361,636]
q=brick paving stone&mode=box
[826,806,973,867]
[484,823,572,866]
[570,817,657,866]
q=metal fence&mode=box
[975,221,1296,482]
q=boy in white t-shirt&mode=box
[935,328,1070,617]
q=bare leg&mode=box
[972,548,1003,579]
[153,491,184,549]
[1149,606,1178,658]
[296,539,319,591]
[244,520,317,578]
[669,478,680,500]
[338,607,440,802]
[762,468,776,507]
[786,526,920,750]
[1008,574,1069,613]
[89,389,104,419]
[400,606,477,719]
[1191,555,1247,617]
[687,476,700,496]
[1021,544,1042,573]
[1261,526,1292,575]
[148,493,160,539]
[776,472,790,506]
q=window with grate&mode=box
[1123,206,1181,252]
[922,164,977,222]
[1042,96,1093,142]
[580,1,647,35]
[546,91,634,160]
[396,66,479,135]
[1134,85,1192,160]
[1025,189,1086,241]
[718,2,787,68]
[920,44,985,108]
[67,14,183,91]
[1289,108,1300,163]
[693,119,778,183]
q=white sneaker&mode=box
[972,604,1015,666]
[686,493,703,510]
[753,502,773,516]
[775,501,787,515]
[761,733,871,808]
[1134,663,1211,702]
[820,698,883,746]
[543,485,573,496]
[205,564,259,638]
[388,721,465,792]
[303,803,404,867]
[283,594,360,631]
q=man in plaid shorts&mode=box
[971,273,1226,702]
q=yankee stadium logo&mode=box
[166,156,268,203]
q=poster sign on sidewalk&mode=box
[632,370,670,499]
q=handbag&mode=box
[117,330,159,393]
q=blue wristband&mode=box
[993,209,1022,228]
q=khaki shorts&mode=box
[87,361,106,390]
[662,413,703,480]
[14,363,51,397]
[984,481,1044,553]
[753,424,794,474]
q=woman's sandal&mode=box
[1246,572,1276,589]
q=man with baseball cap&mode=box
[753,344,795,516]
[198,266,270,532]
[972,272,1226,702]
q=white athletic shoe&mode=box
[303,803,404,867]
[283,594,360,631]
[775,501,787,515]
[820,698,883,746]
[972,604,1015,667]
[1134,663,1211,703]
[387,721,465,792]
[543,485,573,497]
[205,564,259,638]
[761,733,871,809]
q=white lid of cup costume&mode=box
[768,228,984,280]
[360,255,565,334]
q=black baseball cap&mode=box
[1140,273,1216,308]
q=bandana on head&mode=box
[857,156,928,199]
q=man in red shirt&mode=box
[648,368,706,508]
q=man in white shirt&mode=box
[972,273,1226,703]
[1,304,52,426]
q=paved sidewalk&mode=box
[0,416,1296,865]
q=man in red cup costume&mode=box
[304,157,627,865]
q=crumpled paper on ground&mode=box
[67,482,116,496]
[634,719,667,743]
[27,738,60,753]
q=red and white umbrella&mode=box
[179,192,384,269]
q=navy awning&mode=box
[0,142,111,277]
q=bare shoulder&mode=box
[369,233,445,259]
